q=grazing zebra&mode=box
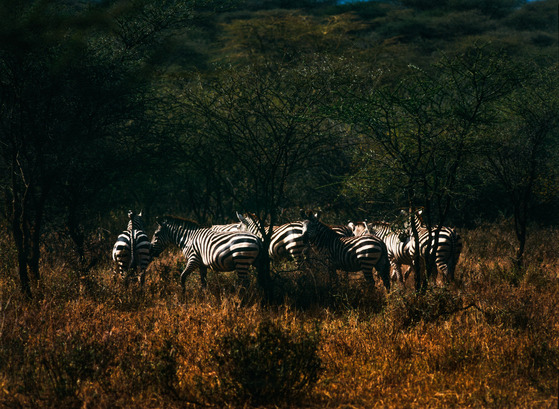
[236,212,307,262]
[300,211,391,291]
[150,215,262,288]
[368,221,414,283]
[407,209,463,283]
[112,210,151,286]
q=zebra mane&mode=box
[160,215,201,229]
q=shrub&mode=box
[204,319,322,406]
[385,286,464,329]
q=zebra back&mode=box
[210,222,242,233]
[237,212,305,261]
[330,224,354,237]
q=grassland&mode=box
[0,222,558,408]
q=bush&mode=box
[204,319,322,406]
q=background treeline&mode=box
[0,0,558,295]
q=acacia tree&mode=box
[339,45,519,290]
[481,64,559,269]
[0,0,210,296]
[171,60,348,294]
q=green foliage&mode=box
[206,319,322,405]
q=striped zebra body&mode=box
[210,222,242,233]
[237,213,306,262]
[409,210,463,283]
[151,216,262,288]
[300,211,391,291]
[112,210,151,286]
[368,221,414,283]
[331,224,355,237]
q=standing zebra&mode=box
[407,209,463,283]
[150,216,262,289]
[368,221,414,283]
[300,211,391,291]
[112,210,151,286]
[236,212,307,262]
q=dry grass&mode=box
[0,223,558,408]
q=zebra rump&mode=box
[112,210,151,286]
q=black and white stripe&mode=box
[300,211,391,290]
[368,221,414,283]
[210,222,243,233]
[112,210,151,286]
[237,212,306,262]
[150,215,262,288]
[330,224,355,237]
[408,209,463,283]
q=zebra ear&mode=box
[313,211,321,220]
[128,210,134,219]
[348,222,354,229]
[300,209,307,220]
[236,211,247,224]
[138,210,143,217]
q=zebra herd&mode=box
[112,208,462,291]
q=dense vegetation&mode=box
[0,0,558,407]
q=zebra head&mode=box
[236,212,266,238]
[151,217,170,258]
[127,210,146,231]
[300,210,322,241]
[349,221,369,236]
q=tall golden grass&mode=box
[0,221,557,408]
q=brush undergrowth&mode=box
[0,224,557,408]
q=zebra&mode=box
[111,210,151,286]
[236,212,307,262]
[407,209,463,284]
[300,211,391,291]
[150,215,262,289]
[368,221,414,283]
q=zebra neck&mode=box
[167,223,194,248]
[314,225,341,250]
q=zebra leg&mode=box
[180,261,198,290]
[391,262,402,283]
[375,258,391,292]
[235,263,251,288]
[362,268,375,284]
[199,265,208,288]
[138,268,146,287]
[402,265,413,282]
